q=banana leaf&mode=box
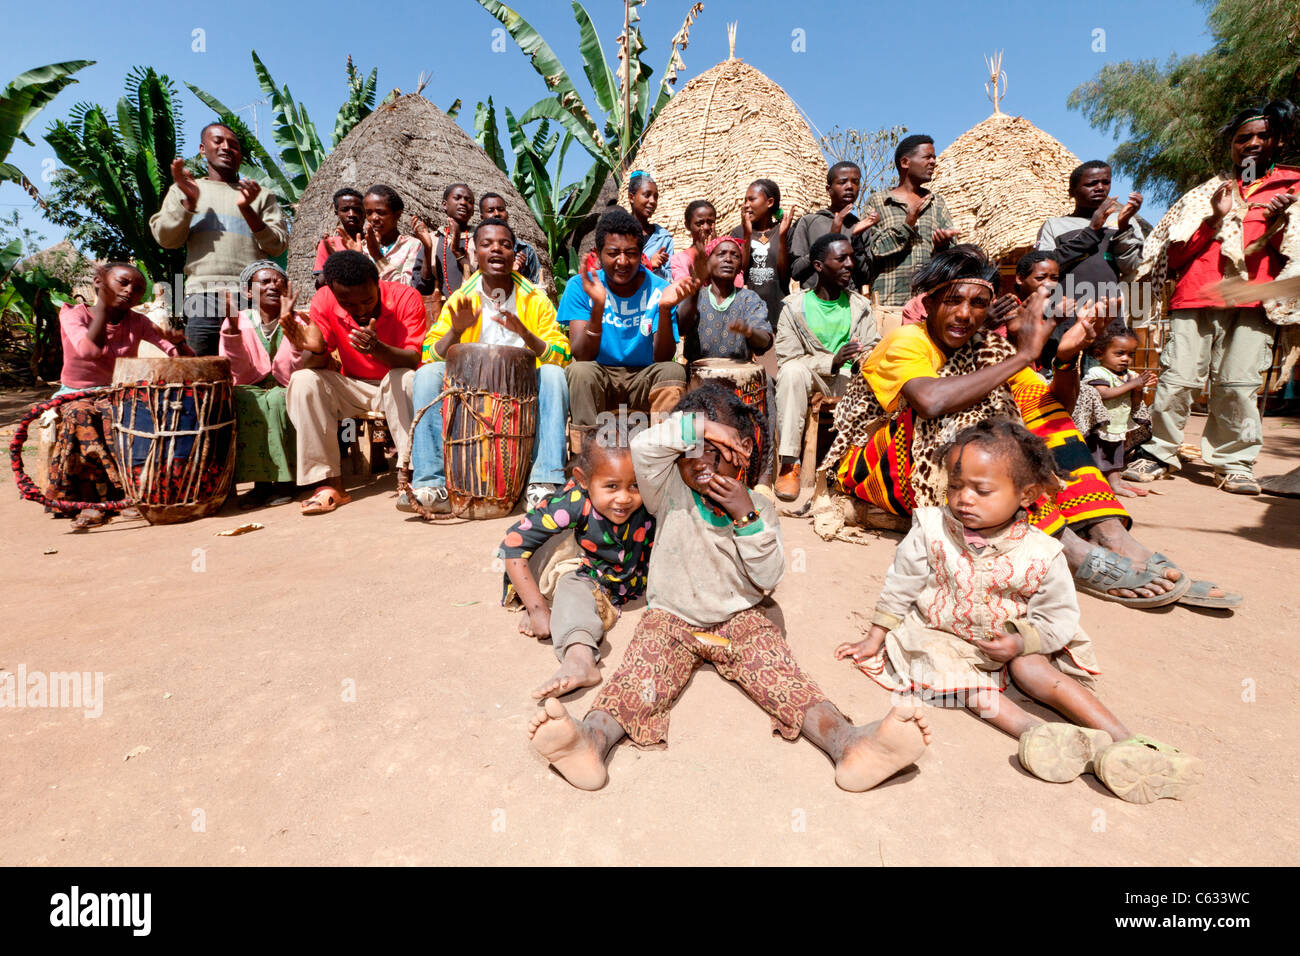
[571,2,618,118]
[474,98,508,174]
[250,51,327,190]
[473,0,609,165]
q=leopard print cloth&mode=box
[818,333,1022,507]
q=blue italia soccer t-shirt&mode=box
[557,267,677,368]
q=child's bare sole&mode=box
[834,703,932,792]
[1094,735,1204,804]
[1018,723,1114,783]
[527,697,607,791]
[532,648,601,700]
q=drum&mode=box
[688,358,774,485]
[439,343,538,519]
[110,356,236,524]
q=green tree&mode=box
[473,0,703,180]
[44,66,188,283]
[0,60,94,204]
[1069,0,1300,203]
[38,166,134,263]
[334,56,378,147]
[474,96,606,288]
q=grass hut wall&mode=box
[619,56,829,251]
[929,112,1080,276]
[288,94,554,295]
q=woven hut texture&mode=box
[620,58,829,249]
[288,95,553,293]
[930,112,1081,264]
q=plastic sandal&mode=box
[1018,724,1114,783]
[300,485,351,515]
[1073,547,1191,608]
[1094,735,1204,804]
[1144,553,1243,609]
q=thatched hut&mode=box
[929,111,1080,280]
[620,30,828,248]
[288,94,554,294]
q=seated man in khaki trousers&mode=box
[288,250,423,514]
[774,233,877,500]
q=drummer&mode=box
[286,250,424,515]
[674,235,774,364]
[47,262,192,530]
[560,209,699,435]
[404,218,572,516]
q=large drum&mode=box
[439,343,538,519]
[688,358,774,485]
[110,356,236,524]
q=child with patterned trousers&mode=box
[499,431,655,701]
[528,383,932,791]
[834,419,1203,804]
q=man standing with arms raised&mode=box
[151,123,288,355]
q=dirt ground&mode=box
[2,397,1298,866]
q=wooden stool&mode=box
[342,411,390,476]
[800,394,839,487]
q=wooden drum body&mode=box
[688,358,774,484]
[442,343,537,519]
[110,356,236,524]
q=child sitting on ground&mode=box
[528,383,932,791]
[499,431,655,701]
[834,419,1201,804]
[1077,322,1156,498]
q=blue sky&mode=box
[3,0,1216,247]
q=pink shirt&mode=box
[218,309,307,386]
[58,303,179,389]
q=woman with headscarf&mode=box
[821,245,1240,610]
[218,260,313,508]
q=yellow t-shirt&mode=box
[861,324,1040,413]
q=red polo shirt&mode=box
[309,280,426,379]
[1168,165,1300,310]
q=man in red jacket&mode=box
[1127,100,1299,495]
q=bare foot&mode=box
[532,645,601,700]
[833,702,932,792]
[1108,474,1148,498]
[527,697,608,790]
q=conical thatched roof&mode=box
[288,94,553,293]
[620,57,829,248]
[930,112,1080,264]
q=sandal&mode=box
[300,485,352,515]
[1094,735,1204,804]
[1018,724,1114,783]
[1073,547,1192,608]
[70,509,108,532]
[1144,553,1243,609]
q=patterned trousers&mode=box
[590,606,830,746]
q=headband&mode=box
[922,277,997,298]
[704,235,743,257]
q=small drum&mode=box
[688,358,774,484]
[440,343,538,519]
[110,356,236,524]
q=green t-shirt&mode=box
[802,290,852,353]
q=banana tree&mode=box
[474,96,605,288]
[0,60,95,205]
[474,0,703,181]
[334,56,378,147]
[45,67,187,283]
[187,49,328,210]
